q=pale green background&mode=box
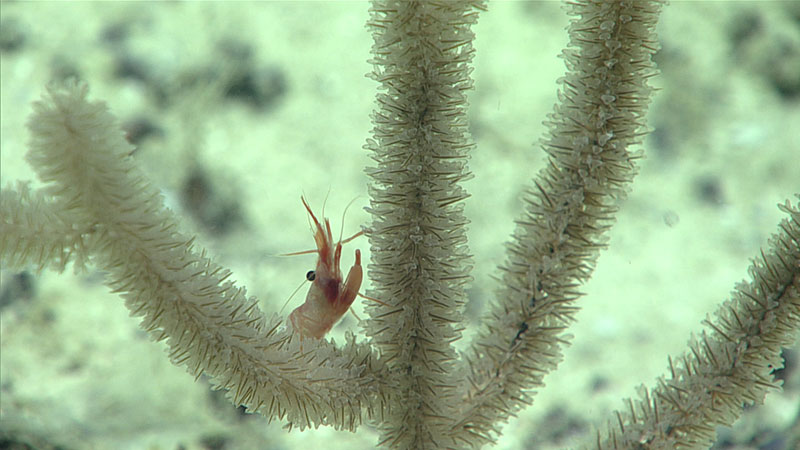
[1,1,798,449]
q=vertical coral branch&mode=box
[363,0,484,447]
[454,1,664,445]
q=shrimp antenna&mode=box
[338,196,362,244]
[300,190,315,233]
[359,292,390,307]
[321,187,331,220]
[280,278,308,314]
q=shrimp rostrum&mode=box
[286,197,366,339]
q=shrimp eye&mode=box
[306,270,316,281]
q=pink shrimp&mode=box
[286,196,366,339]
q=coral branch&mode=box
[20,82,388,432]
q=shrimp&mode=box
[285,196,366,339]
